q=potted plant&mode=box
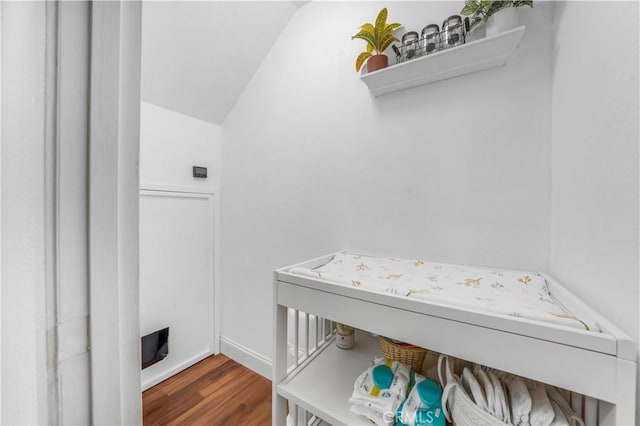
[461,0,532,37]
[351,8,402,73]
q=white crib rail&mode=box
[287,308,335,371]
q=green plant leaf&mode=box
[378,33,397,53]
[360,23,375,34]
[385,22,402,33]
[351,30,377,50]
[355,51,372,72]
[461,0,480,15]
[366,43,373,53]
[374,8,388,44]
[460,5,475,15]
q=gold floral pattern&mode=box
[461,278,482,287]
[538,293,553,303]
[407,288,431,297]
[518,275,532,285]
[290,252,596,332]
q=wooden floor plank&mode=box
[143,354,272,426]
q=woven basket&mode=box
[379,336,427,372]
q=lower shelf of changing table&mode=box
[277,332,383,425]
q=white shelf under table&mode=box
[277,332,381,426]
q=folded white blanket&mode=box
[487,369,511,423]
[475,367,496,416]
[462,367,488,413]
[529,383,555,426]
[507,376,532,426]
[545,386,585,426]
[549,400,570,426]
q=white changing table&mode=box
[273,253,636,425]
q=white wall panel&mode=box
[139,191,215,389]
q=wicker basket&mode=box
[438,355,510,426]
[379,336,428,372]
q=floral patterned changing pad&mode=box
[290,252,598,331]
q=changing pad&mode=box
[290,252,597,331]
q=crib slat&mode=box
[584,396,598,426]
[316,315,321,348]
[293,403,299,426]
[294,309,299,366]
[305,312,310,356]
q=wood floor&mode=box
[143,354,272,425]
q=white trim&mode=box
[213,192,221,355]
[0,2,3,420]
[89,2,142,424]
[44,2,61,422]
[220,335,272,379]
[141,349,215,391]
[140,182,219,195]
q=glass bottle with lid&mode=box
[401,31,420,61]
[441,15,465,49]
[420,24,440,56]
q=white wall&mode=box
[221,1,554,361]
[140,101,221,192]
[139,101,221,387]
[549,0,639,418]
[1,2,49,423]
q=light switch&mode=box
[193,166,207,178]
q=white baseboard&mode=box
[219,335,272,379]
[141,349,214,391]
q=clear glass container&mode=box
[420,24,440,56]
[399,31,420,62]
[441,15,466,49]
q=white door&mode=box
[139,190,215,389]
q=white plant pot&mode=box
[486,7,519,37]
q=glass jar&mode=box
[400,31,420,62]
[335,323,355,349]
[441,15,465,49]
[420,24,440,56]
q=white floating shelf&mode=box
[360,26,526,96]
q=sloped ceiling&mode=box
[141,1,301,125]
